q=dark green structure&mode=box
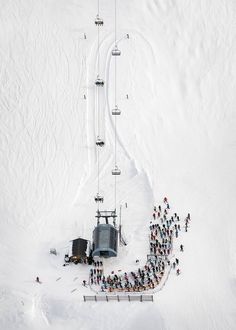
[92,210,118,258]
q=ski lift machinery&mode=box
[95,76,104,86]
[112,45,121,56]
[96,136,105,147]
[112,166,121,176]
[112,105,121,115]
[95,15,104,26]
[94,193,104,203]
[91,0,122,260]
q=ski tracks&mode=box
[30,293,50,328]
[75,28,157,206]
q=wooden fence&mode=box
[83,294,153,302]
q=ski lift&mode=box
[95,76,104,86]
[112,166,121,176]
[112,45,121,56]
[94,193,104,203]
[95,15,104,26]
[112,105,121,115]
[96,137,105,147]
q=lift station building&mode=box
[92,210,118,258]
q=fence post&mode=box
[95,295,97,302]
[128,295,130,302]
[106,295,108,302]
[140,295,142,302]
[83,296,86,302]
[117,295,120,302]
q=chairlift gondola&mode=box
[96,137,105,147]
[94,193,104,203]
[95,76,104,86]
[95,15,104,26]
[112,166,121,176]
[112,45,121,56]
[112,105,121,115]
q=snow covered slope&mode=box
[0,0,236,329]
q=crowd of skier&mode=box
[89,197,190,292]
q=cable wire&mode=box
[114,0,118,212]
[96,0,101,210]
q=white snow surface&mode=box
[0,0,236,329]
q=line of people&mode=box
[90,257,166,292]
[89,197,189,291]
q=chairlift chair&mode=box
[112,105,121,115]
[112,166,121,176]
[95,76,104,86]
[94,193,104,203]
[95,15,104,26]
[96,137,105,147]
[112,45,121,56]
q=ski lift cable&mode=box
[96,0,102,140]
[114,0,118,210]
[115,0,117,47]
[97,24,100,78]
[114,58,117,210]
[97,146,100,209]
[96,0,101,208]
[97,24,100,137]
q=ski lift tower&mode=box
[92,210,118,258]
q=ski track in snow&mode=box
[31,293,50,327]
[75,27,154,208]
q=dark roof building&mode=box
[69,238,90,263]
[92,224,118,258]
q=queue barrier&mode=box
[83,294,153,302]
